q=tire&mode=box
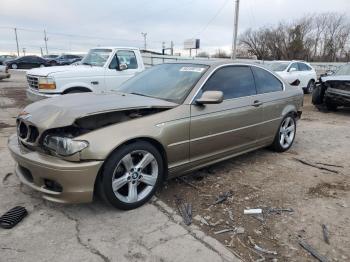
[99,141,164,210]
[39,64,45,68]
[304,80,315,94]
[312,84,325,105]
[11,63,18,69]
[272,113,296,152]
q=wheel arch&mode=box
[93,137,168,196]
[63,86,92,94]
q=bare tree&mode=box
[239,12,350,62]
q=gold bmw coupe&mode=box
[9,61,303,209]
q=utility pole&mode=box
[170,41,174,56]
[14,28,20,56]
[22,48,26,56]
[141,32,147,51]
[40,47,44,56]
[231,0,240,60]
[44,30,48,55]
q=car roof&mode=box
[164,59,266,68]
[90,46,140,51]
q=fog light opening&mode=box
[43,179,63,193]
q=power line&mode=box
[193,0,230,37]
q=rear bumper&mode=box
[8,134,103,204]
[26,88,62,102]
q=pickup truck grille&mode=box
[27,75,39,89]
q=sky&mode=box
[0,0,350,55]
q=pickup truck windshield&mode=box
[81,49,112,67]
[117,63,209,104]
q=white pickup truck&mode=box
[26,47,145,101]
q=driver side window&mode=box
[201,66,256,100]
[289,63,299,72]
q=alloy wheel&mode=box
[11,64,17,69]
[111,150,158,204]
[279,116,295,149]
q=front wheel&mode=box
[304,80,315,94]
[272,114,296,152]
[11,63,18,69]
[100,141,164,210]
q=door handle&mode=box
[252,100,263,107]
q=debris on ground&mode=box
[244,208,262,215]
[2,172,13,184]
[322,224,330,244]
[174,195,192,225]
[236,227,245,234]
[177,177,200,191]
[248,236,278,255]
[213,191,232,205]
[293,158,339,174]
[315,162,344,168]
[227,209,234,221]
[267,208,294,214]
[214,228,235,235]
[0,206,28,229]
[299,240,329,262]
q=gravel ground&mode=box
[158,95,350,261]
[1,70,349,261]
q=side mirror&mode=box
[289,67,297,73]
[196,91,223,105]
[290,79,300,86]
[118,63,128,71]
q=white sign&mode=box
[184,39,200,49]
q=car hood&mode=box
[27,65,105,77]
[321,75,350,82]
[22,92,177,130]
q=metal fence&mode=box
[141,53,347,76]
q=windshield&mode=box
[334,64,350,76]
[117,63,209,104]
[80,49,112,67]
[267,62,290,72]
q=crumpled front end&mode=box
[8,134,103,203]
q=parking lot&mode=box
[0,71,349,261]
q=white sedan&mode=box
[267,61,317,94]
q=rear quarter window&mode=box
[252,66,283,94]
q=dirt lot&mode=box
[159,96,350,261]
[1,71,349,261]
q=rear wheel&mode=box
[100,141,164,210]
[272,114,296,152]
[39,64,45,68]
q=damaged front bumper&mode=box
[8,134,103,204]
[325,88,350,106]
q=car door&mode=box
[298,62,311,87]
[104,50,142,91]
[286,62,300,86]
[20,57,31,69]
[189,65,263,165]
[250,66,286,145]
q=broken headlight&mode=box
[43,135,89,156]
